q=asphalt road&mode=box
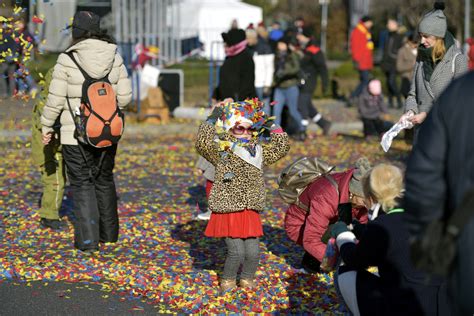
[0,280,161,316]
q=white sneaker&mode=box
[197,209,212,220]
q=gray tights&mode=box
[222,237,260,280]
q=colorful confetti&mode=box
[0,100,410,313]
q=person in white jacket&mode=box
[41,11,132,254]
[247,26,274,115]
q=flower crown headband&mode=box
[210,98,275,141]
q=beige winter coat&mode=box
[41,38,132,145]
[396,43,417,80]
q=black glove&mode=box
[337,203,352,225]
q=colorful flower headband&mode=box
[209,98,275,141]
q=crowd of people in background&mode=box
[215,17,333,141]
[206,2,473,315]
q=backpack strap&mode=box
[296,173,340,213]
[66,51,92,81]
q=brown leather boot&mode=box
[220,279,237,293]
[239,278,256,289]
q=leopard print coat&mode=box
[195,122,290,213]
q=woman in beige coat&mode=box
[396,33,418,99]
[41,11,132,254]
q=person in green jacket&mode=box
[272,37,306,141]
[31,68,65,230]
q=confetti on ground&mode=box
[0,110,411,313]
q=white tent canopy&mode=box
[36,0,77,52]
[171,0,263,59]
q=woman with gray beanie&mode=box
[399,2,468,142]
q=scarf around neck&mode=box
[215,134,263,169]
[417,31,455,81]
[225,39,248,57]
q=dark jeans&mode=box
[62,144,119,250]
[351,70,370,99]
[273,86,305,132]
[384,70,401,107]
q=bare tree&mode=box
[371,0,466,39]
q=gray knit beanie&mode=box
[349,157,371,197]
[418,2,447,38]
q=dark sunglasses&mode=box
[231,125,256,135]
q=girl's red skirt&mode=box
[204,209,263,238]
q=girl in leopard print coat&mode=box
[195,99,289,293]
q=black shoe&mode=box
[297,131,307,141]
[80,248,99,256]
[40,218,61,230]
[317,118,332,136]
[301,252,321,274]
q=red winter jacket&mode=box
[284,169,368,262]
[467,38,474,70]
[350,22,374,71]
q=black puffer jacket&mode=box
[215,49,256,101]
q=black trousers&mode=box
[362,118,391,137]
[384,70,401,107]
[297,91,319,120]
[62,144,119,250]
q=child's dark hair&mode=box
[70,29,116,47]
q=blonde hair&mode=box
[362,164,404,211]
[432,37,446,63]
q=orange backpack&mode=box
[66,51,124,148]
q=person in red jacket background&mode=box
[349,16,374,106]
[284,158,370,273]
[466,38,474,70]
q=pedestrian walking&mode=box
[295,28,332,135]
[396,33,418,99]
[41,11,132,254]
[272,37,306,141]
[31,68,65,230]
[380,18,404,109]
[349,16,374,104]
